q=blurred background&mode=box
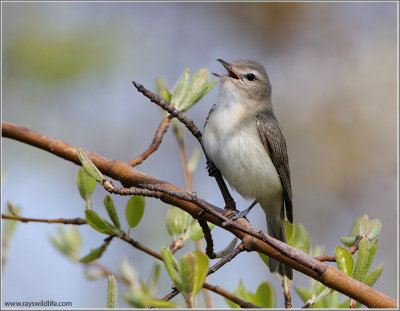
[2,2,397,308]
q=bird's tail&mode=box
[266,216,293,280]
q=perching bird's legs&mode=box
[230,200,258,221]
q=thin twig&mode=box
[131,81,236,210]
[88,261,131,284]
[132,81,202,143]
[207,243,245,275]
[129,115,172,166]
[202,283,259,308]
[198,219,216,259]
[2,214,87,225]
[117,231,163,261]
[314,235,364,262]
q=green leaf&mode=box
[191,250,209,295]
[235,279,254,306]
[160,247,182,291]
[64,226,82,252]
[366,239,378,272]
[146,261,162,293]
[339,298,350,308]
[359,214,370,236]
[340,236,357,247]
[289,223,310,254]
[254,282,275,308]
[125,196,145,229]
[85,210,115,235]
[258,252,270,269]
[77,147,104,183]
[284,220,293,241]
[79,245,106,263]
[324,290,339,308]
[119,256,138,284]
[202,80,218,96]
[142,299,176,308]
[155,77,171,101]
[166,206,189,236]
[187,148,202,173]
[107,275,117,308]
[180,252,195,294]
[180,68,210,112]
[171,68,190,108]
[366,219,381,241]
[224,279,254,308]
[123,292,144,308]
[76,167,97,200]
[156,77,166,94]
[335,246,354,276]
[314,281,327,296]
[313,286,332,307]
[364,263,384,287]
[295,287,312,303]
[180,251,209,296]
[103,195,121,229]
[49,234,70,256]
[349,216,362,237]
[188,220,214,241]
[352,238,369,282]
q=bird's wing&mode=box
[204,104,216,128]
[257,114,293,223]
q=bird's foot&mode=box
[229,200,258,221]
[228,210,249,221]
[206,161,218,177]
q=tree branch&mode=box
[132,81,236,210]
[202,283,258,308]
[1,214,86,225]
[2,121,397,309]
[314,235,364,262]
[129,115,172,166]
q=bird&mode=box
[202,59,293,279]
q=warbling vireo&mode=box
[202,59,293,279]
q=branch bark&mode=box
[2,121,397,309]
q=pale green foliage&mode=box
[161,248,209,307]
[120,257,176,308]
[125,196,146,229]
[49,226,82,260]
[85,210,115,235]
[156,67,217,112]
[107,275,117,308]
[224,279,275,308]
[295,215,384,308]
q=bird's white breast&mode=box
[203,86,282,202]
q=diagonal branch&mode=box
[129,115,172,166]
[2,121,397,309]
[132,81,236,211]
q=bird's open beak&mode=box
[212,59,241,80]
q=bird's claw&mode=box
[206,161,218,177]
[227,210,248,221]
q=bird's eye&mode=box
[246,73,255,81]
